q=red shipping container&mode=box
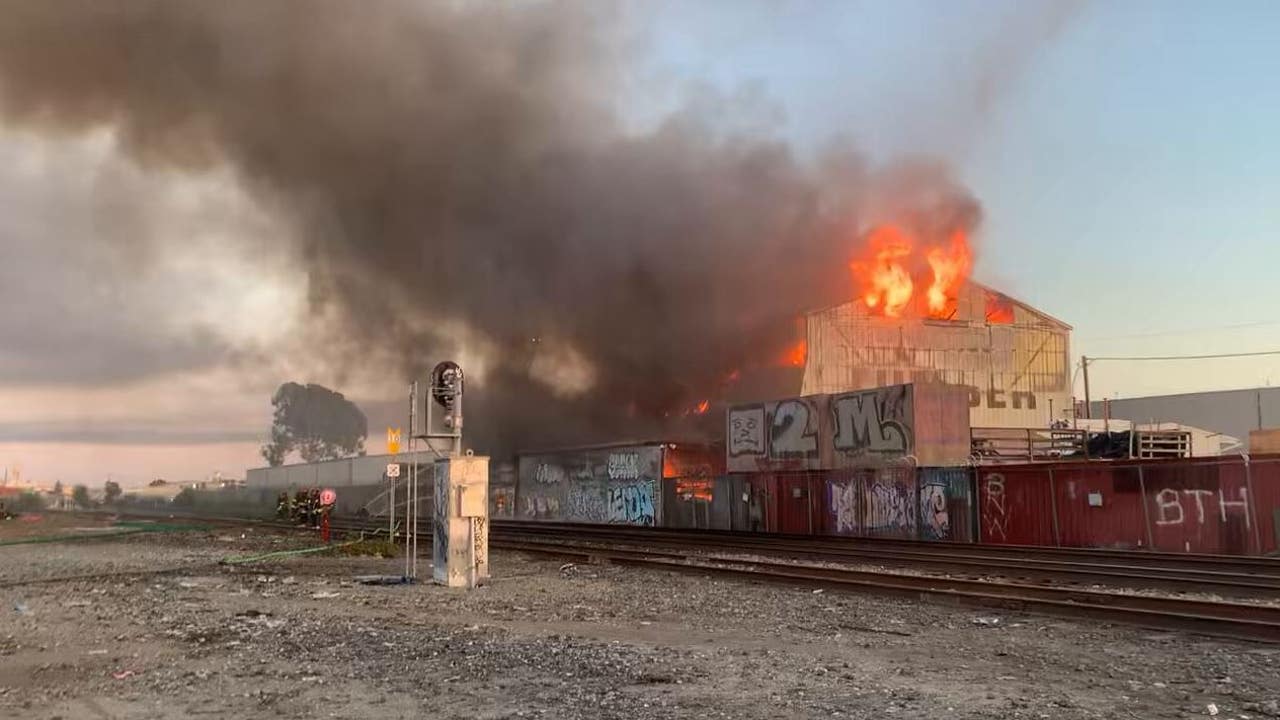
[1145,460,1253,554]
[776,473,820,535]
[977,467,1055,546]
[1052,465,1146,549]
[1250,458,1280,554]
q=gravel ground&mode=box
[1,522,1278,719]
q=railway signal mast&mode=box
[401,362,488,587]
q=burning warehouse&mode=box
[795,225,1072,430]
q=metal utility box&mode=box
[432,454,489,588]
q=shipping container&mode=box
[725,383,971,473]
[918,467,975,542]
[516,443,665,526]
[802,282,1071,429]
[1051,465,1146,549]
[976,466,1056,546]
[1250,457,1280,554]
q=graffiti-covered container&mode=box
[726,383,970,473]
[917,467,974,542]
[515,444,665,526]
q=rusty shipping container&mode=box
[802,282,1072,428]
[976,456,1279,554]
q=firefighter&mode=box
[275,491,290,521]
[292,488,308,525]
[307,487,322,528]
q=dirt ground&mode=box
[1,519,1278,720]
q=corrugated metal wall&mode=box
[516,445,664,526]
[802,285,1071,428]
[977,457,1277,554]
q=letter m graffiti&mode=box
[832,392,910,454]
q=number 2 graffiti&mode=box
[770,399,817,458]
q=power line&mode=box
[1080,320,1280,342]
[1087,350,1280,362]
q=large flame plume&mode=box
[851,224,974,319]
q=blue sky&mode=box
[632,0,1280,399]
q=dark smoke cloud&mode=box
[0,0,980,454]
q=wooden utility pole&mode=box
[1081,356,1091,419]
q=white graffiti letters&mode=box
[982,474,1009,541]
[864,478,912,532]
[607,453,641,480]
[830,482,857,533]
[1154,488,1183,525]
[1155,487,1250,529]
[534,463,567,485]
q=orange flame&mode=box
[851,224,974,320]
[985,292,1015,324]
[851,225,914,317]
[780,339,807,368]
[925,230,972,318]
[695,399,710,415]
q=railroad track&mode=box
[490,521,1280,598]
[97,511,1280,643]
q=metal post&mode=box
[1138,465,1153,550]
[1243,454,1263,554]
[1047,468,1061,546]
[1081,356,1091,419]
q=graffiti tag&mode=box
[829,481,858,534]
[982,474,1009,541]
[607,483,655,525]
[832,391,910,455]
[1154,487,1250,528]
[920,482,950,540]
[864,476,913,532]
[521,495,561,518]
[566,487,607,523]
[607,453,641,480]
[534,463,568,485]
[728,406,766,456]
[770,399,818,458]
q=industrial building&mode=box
[801,282,1072,428]
[1090,387,1280,452]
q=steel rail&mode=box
[493,520,1280,575]
[493,538,1280,644]
[491,527,1280,597]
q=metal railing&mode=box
[971,428,1089,463]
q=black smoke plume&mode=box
[0,1,980,454]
